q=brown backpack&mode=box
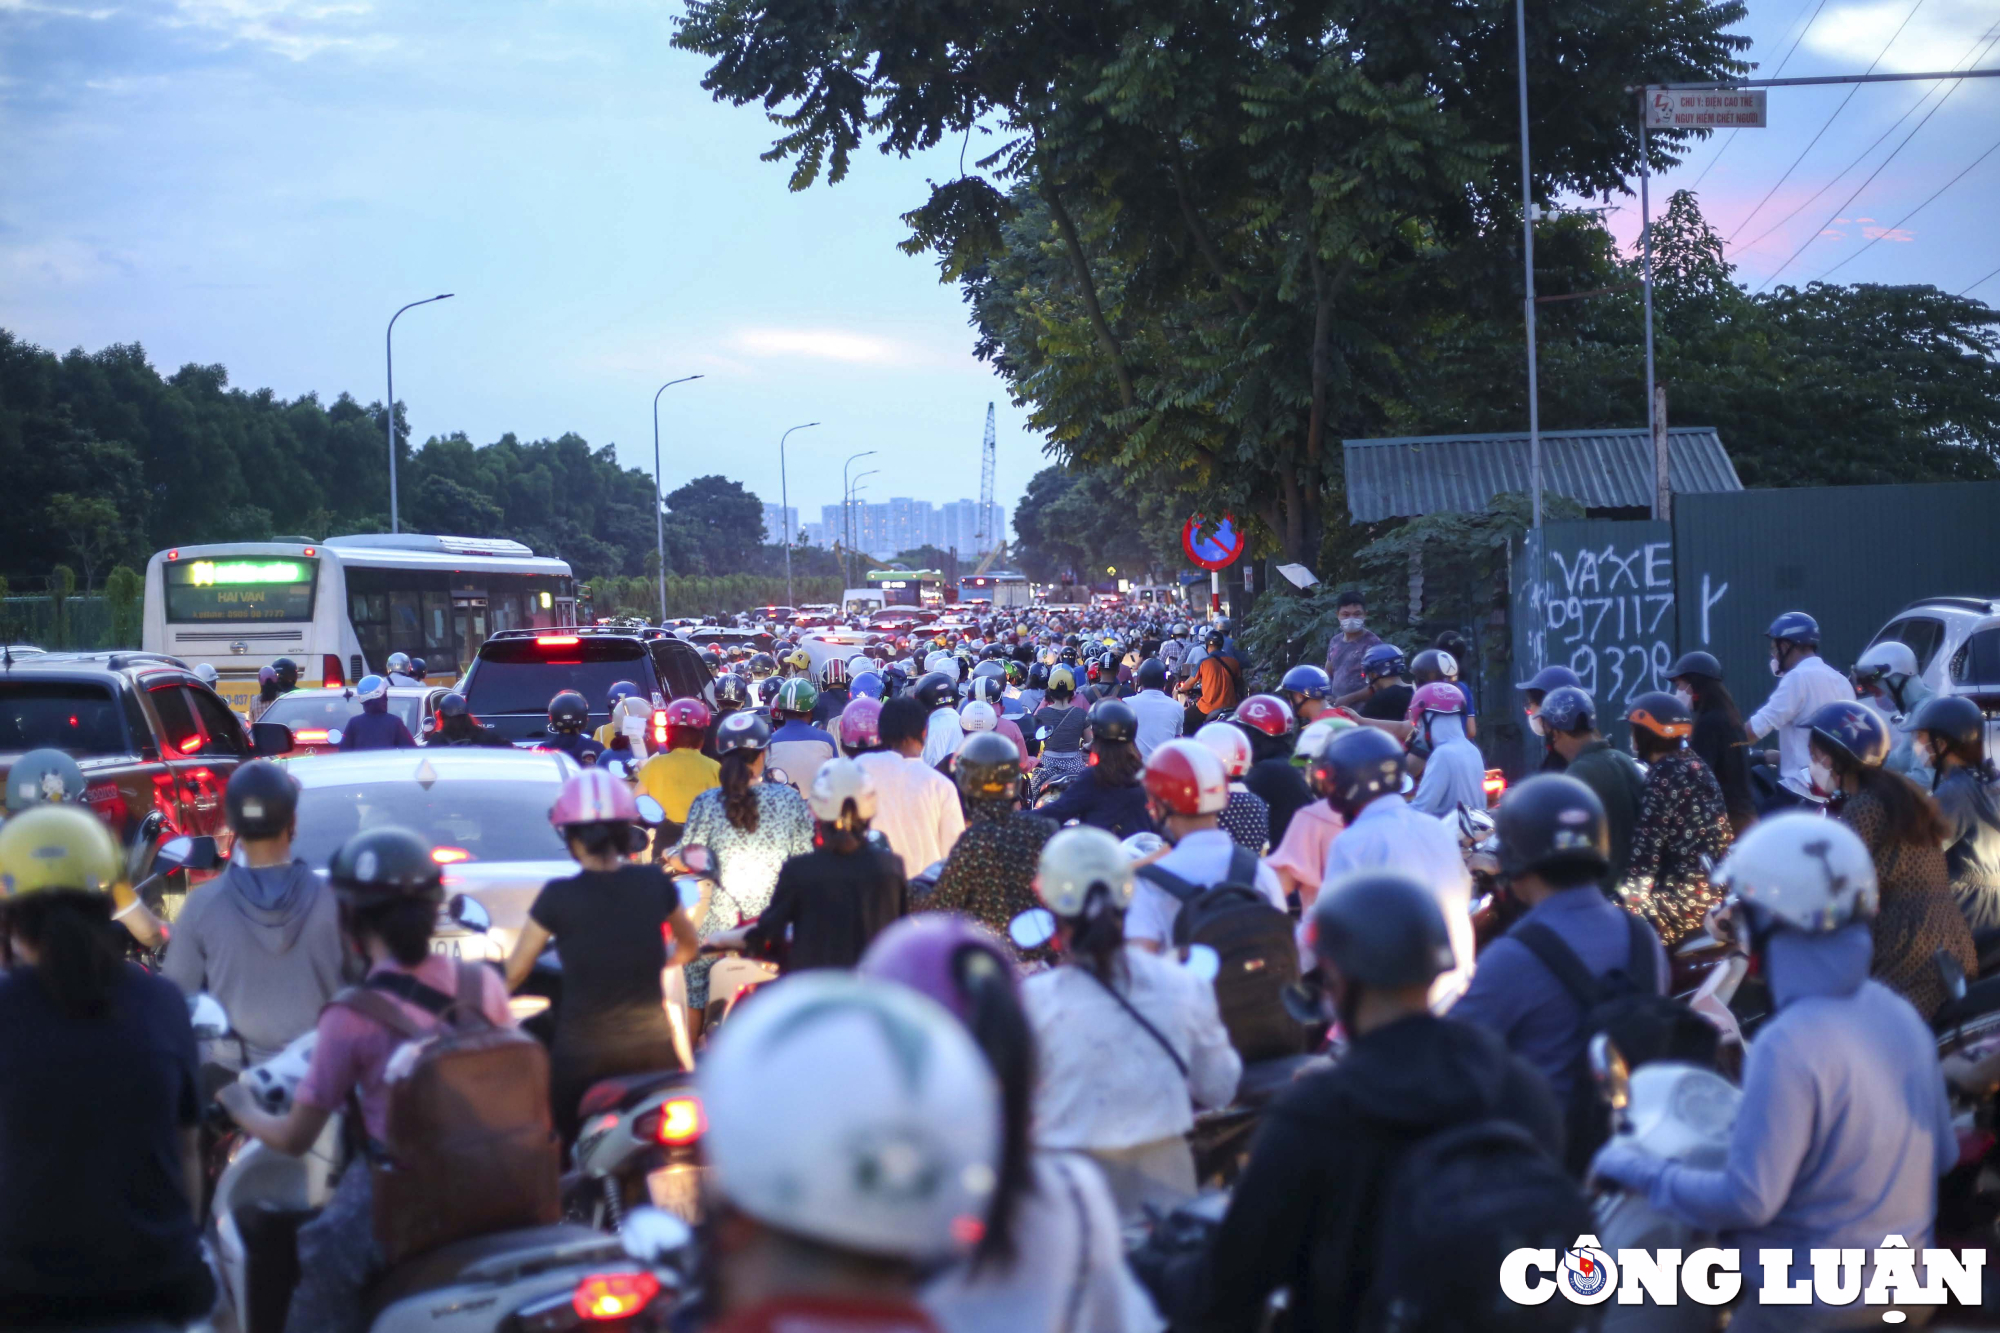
[330,962,560,1264]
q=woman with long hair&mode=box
[1029,666,1091,790]
[1668,651,1756,835]
[1039,699,1154,838]
[667,710,814,1017]
[1912,694,2000,933]
[1017,827,1240,1223]
[0,807,216,1328]
[1808,700,1974,1019]
[862,914,1162,1333]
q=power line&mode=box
[1963,263,2000,296]
[1731,24,2000,256]
[1755,56,1997,291]
[1726,0,1930,241]
[1690,0,1829,188]
[1817,133,2000,279]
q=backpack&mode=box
[1137,846,1306,1062]
[1512,911,1717,1176]
[1365,1119,1595,1333]
[330,963,561,1264]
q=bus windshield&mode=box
[165,556,317,624]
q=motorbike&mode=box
[569,1072,707,1230]
[672,844,780,1039]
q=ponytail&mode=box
[719,751,762,834]
[1066,884,1127,988]
[954,945,1036,1274]
[6,891,123,1020]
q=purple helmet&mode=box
[838,696,884,750]
[859,913,1017,1025]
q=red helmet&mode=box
[1233,693,1295,738]
[1404,682,1467,729]
[839,697,884,750]
[1143,739,1229,816]
[549,769,639,828]
[663,697,712,731]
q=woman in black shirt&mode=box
[1039,699,1154,839]
[1667,651,1756,835]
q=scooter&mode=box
[570,1072,707,1230]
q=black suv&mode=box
[460,628,716,744]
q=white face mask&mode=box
[1339,616,1366,634]
[1810,759,1836,796]
[1674,686,1695,709]
[1769,656,1783,678]
[1527,712,1547,738]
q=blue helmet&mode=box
[1536,685,1595,734]
[1360,644,1406,679]
[1516,665,1583,695]
[1806,700,1890,768]
[850,670,886,700]
[606,680,642,707]
[1767,611,1821,647]
[1280,664,1332,699]
[354,674,388,703]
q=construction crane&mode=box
[971,404,1003,576]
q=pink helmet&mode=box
[1233,693,1294,739]
[858,913,1018,1024]
[1193,720,1254,778]
[839,696,884,750]
[549,768,639,827]
[663,697,712,731]
[1405,681,1468,728]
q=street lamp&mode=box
[841,450,877,587]
[778,422,820,606]
[848,470,879,574]
[385,293,453,534]
[653,375,704,622]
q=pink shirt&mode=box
[296,955,514,1144]
[1264,800,1345,908]
[996,715,1038,772]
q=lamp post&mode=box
[841,450,877,586]
[849,470,878,572]
[653,375,704,622]
[778,422,819,606]
[1515,0,1542,529]
[385,293,453,534]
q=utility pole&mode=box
[778,422,819,607]
[841,450,876,589]
[1516,0,1542,529]
[652,376,703,623]
[384,294,452,534]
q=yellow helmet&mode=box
[0,805,123,897]
[784,648,811,672]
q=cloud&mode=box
[1803,0,1999,75]
[1862,226,1915,241]
[729,327,930,366]
[163,0,394,60]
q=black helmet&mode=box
[225,759,300,839]
[956,731,1021,803]
[1494,774,1609,880]
[1667,651,1723,682]
[1027,662,1051,690]
[5,748,86,813]
[714,709,772,754]
[757,676,782,706]
[1097,651,1118,675]
[1311,871,1457,989]
[913,671,957,710]
[548,690,589,734]
[437,691,470,719]
[715,674,750,709]
[1409,648,1457,683]
[1203,629,1225,649]
[328,826,443,908]
[748,652,777,679]
[270,657,300,685]
[1912,694,1986,750]
[410,658,428,679]
[1136,658,1167,690]
[1309,728,1406,821]
[1058,646,1079,666]
[1088,699,1139,745]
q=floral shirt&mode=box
[1618,750,1733,947]
[930,807,1059,962]
[673,782,814,1008]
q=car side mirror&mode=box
[157,834,220,874]
[448,895,491,933]
[249,722,295,757]
[188,993,230,1041]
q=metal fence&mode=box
[0,596,128,651]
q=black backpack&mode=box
[1512,911,1716,1176]
[1365,1119,1597,1333]
[1136,846,1306,1062]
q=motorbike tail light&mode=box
[322,654,344,688]
[572,1272,659,1321]
[1482,768,1507,806]
[654,1096,705,1146]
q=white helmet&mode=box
[959,700,998,734]
[1714,812,1878,935]
[1853,640,1919,682]
[1035,825,1134,917]
[1192,720,1253,779]
[386,652,413,673]
[1294,715,1358,764]
[807,756,877,826]
[698,973,1000,1261]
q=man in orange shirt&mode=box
[1178,629,1244,732]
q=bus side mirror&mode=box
[249,723,295,757]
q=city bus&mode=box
[143,534,578,712]
[866,567,946,608]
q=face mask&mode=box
[1769,656,1783,678]
[1339,617,1365,633]
[1809,759,1836,796]
[1527,712,1547,738]
[1674,686,1695,709]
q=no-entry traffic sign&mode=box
[1644,88,1766,129]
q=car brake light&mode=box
[322,654,344,688]
[537,635,581,647]
[295,729,329,744]
[654,1096,705,1146]
[1483,769,1507,806]
[572,1272,659,1321]
[179,736,203,753]
[431,846,472,864]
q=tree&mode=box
[663,475,766,575]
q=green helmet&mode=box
[775,677,819,715]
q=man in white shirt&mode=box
[1745,611,1852,805]
[1317,728,1475,1009]
[854,695,965,876]
[1125,740,1287,950]
[1128,659,1185,760]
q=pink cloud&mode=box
[1862,226,1914,242]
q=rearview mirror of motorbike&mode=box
[680,845,712,877]
[249,721,295,758]
[602,757,633,781]
[1937,947,1969,1004]
[620,1206,695,1267]
[447,895,492,933]
[635,795,667,826]
[765,766,791,787]
[188,993,230,1041]
[673,876,703,910]
[157,834,221,874]
[1008,908,1058,951]
[1282,979,1325,1026]
[1181,943,1220,982]
[1589,1033,1631,1130]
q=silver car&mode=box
[1866,596,2000,749]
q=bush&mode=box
[585,574,845,620]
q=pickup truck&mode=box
[0,651,292,911]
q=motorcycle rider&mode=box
[854,696,966,883]
[250,656,302,722]
[1533,685,1646,883]
[1313,727,1475,1007]
[1192,721,1273,853]
[219,826,518,1333]
[1618,691,1734,947]
[1174,629,1243,732]
[591,681,645,749]
[1148,871,1565,1333]
[932,733,1059,957]
[1850,639,1935,783]
[1020,826,1240,1222]
[916,669,967,769]
[429,690,510,746]
[1352,644,1414,722]
[1404,682,1485,818]
[1515,664,1583,773]
[1590,814,1958,1332]
[859,916,1162,1333]
[813,657,852,727]
[1324,590,1382,703]
[1264,716,1358,908]
[337,673,417,751]
[384,651,421,687]
[163,759,345,1068]
[1121,658,1180,760]
[1234,693,1314,848]
[694,972,1001,1333]
[1667,650,1757,833]
[0,806,217,1328]
[1912,693,2000,931]
[1746,610,1852,808]
[1124,740,1288,954]
[1278,663,1333,725]
[767,677,837,792]
[538,688,605,766]
[637,697,721,844]
[1038,699,1153,839]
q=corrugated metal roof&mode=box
[1341,427,1742,523]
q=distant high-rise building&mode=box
[760,502,799,546]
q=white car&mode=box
[1865,596,2000,747]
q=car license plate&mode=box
[430,931,487,961]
